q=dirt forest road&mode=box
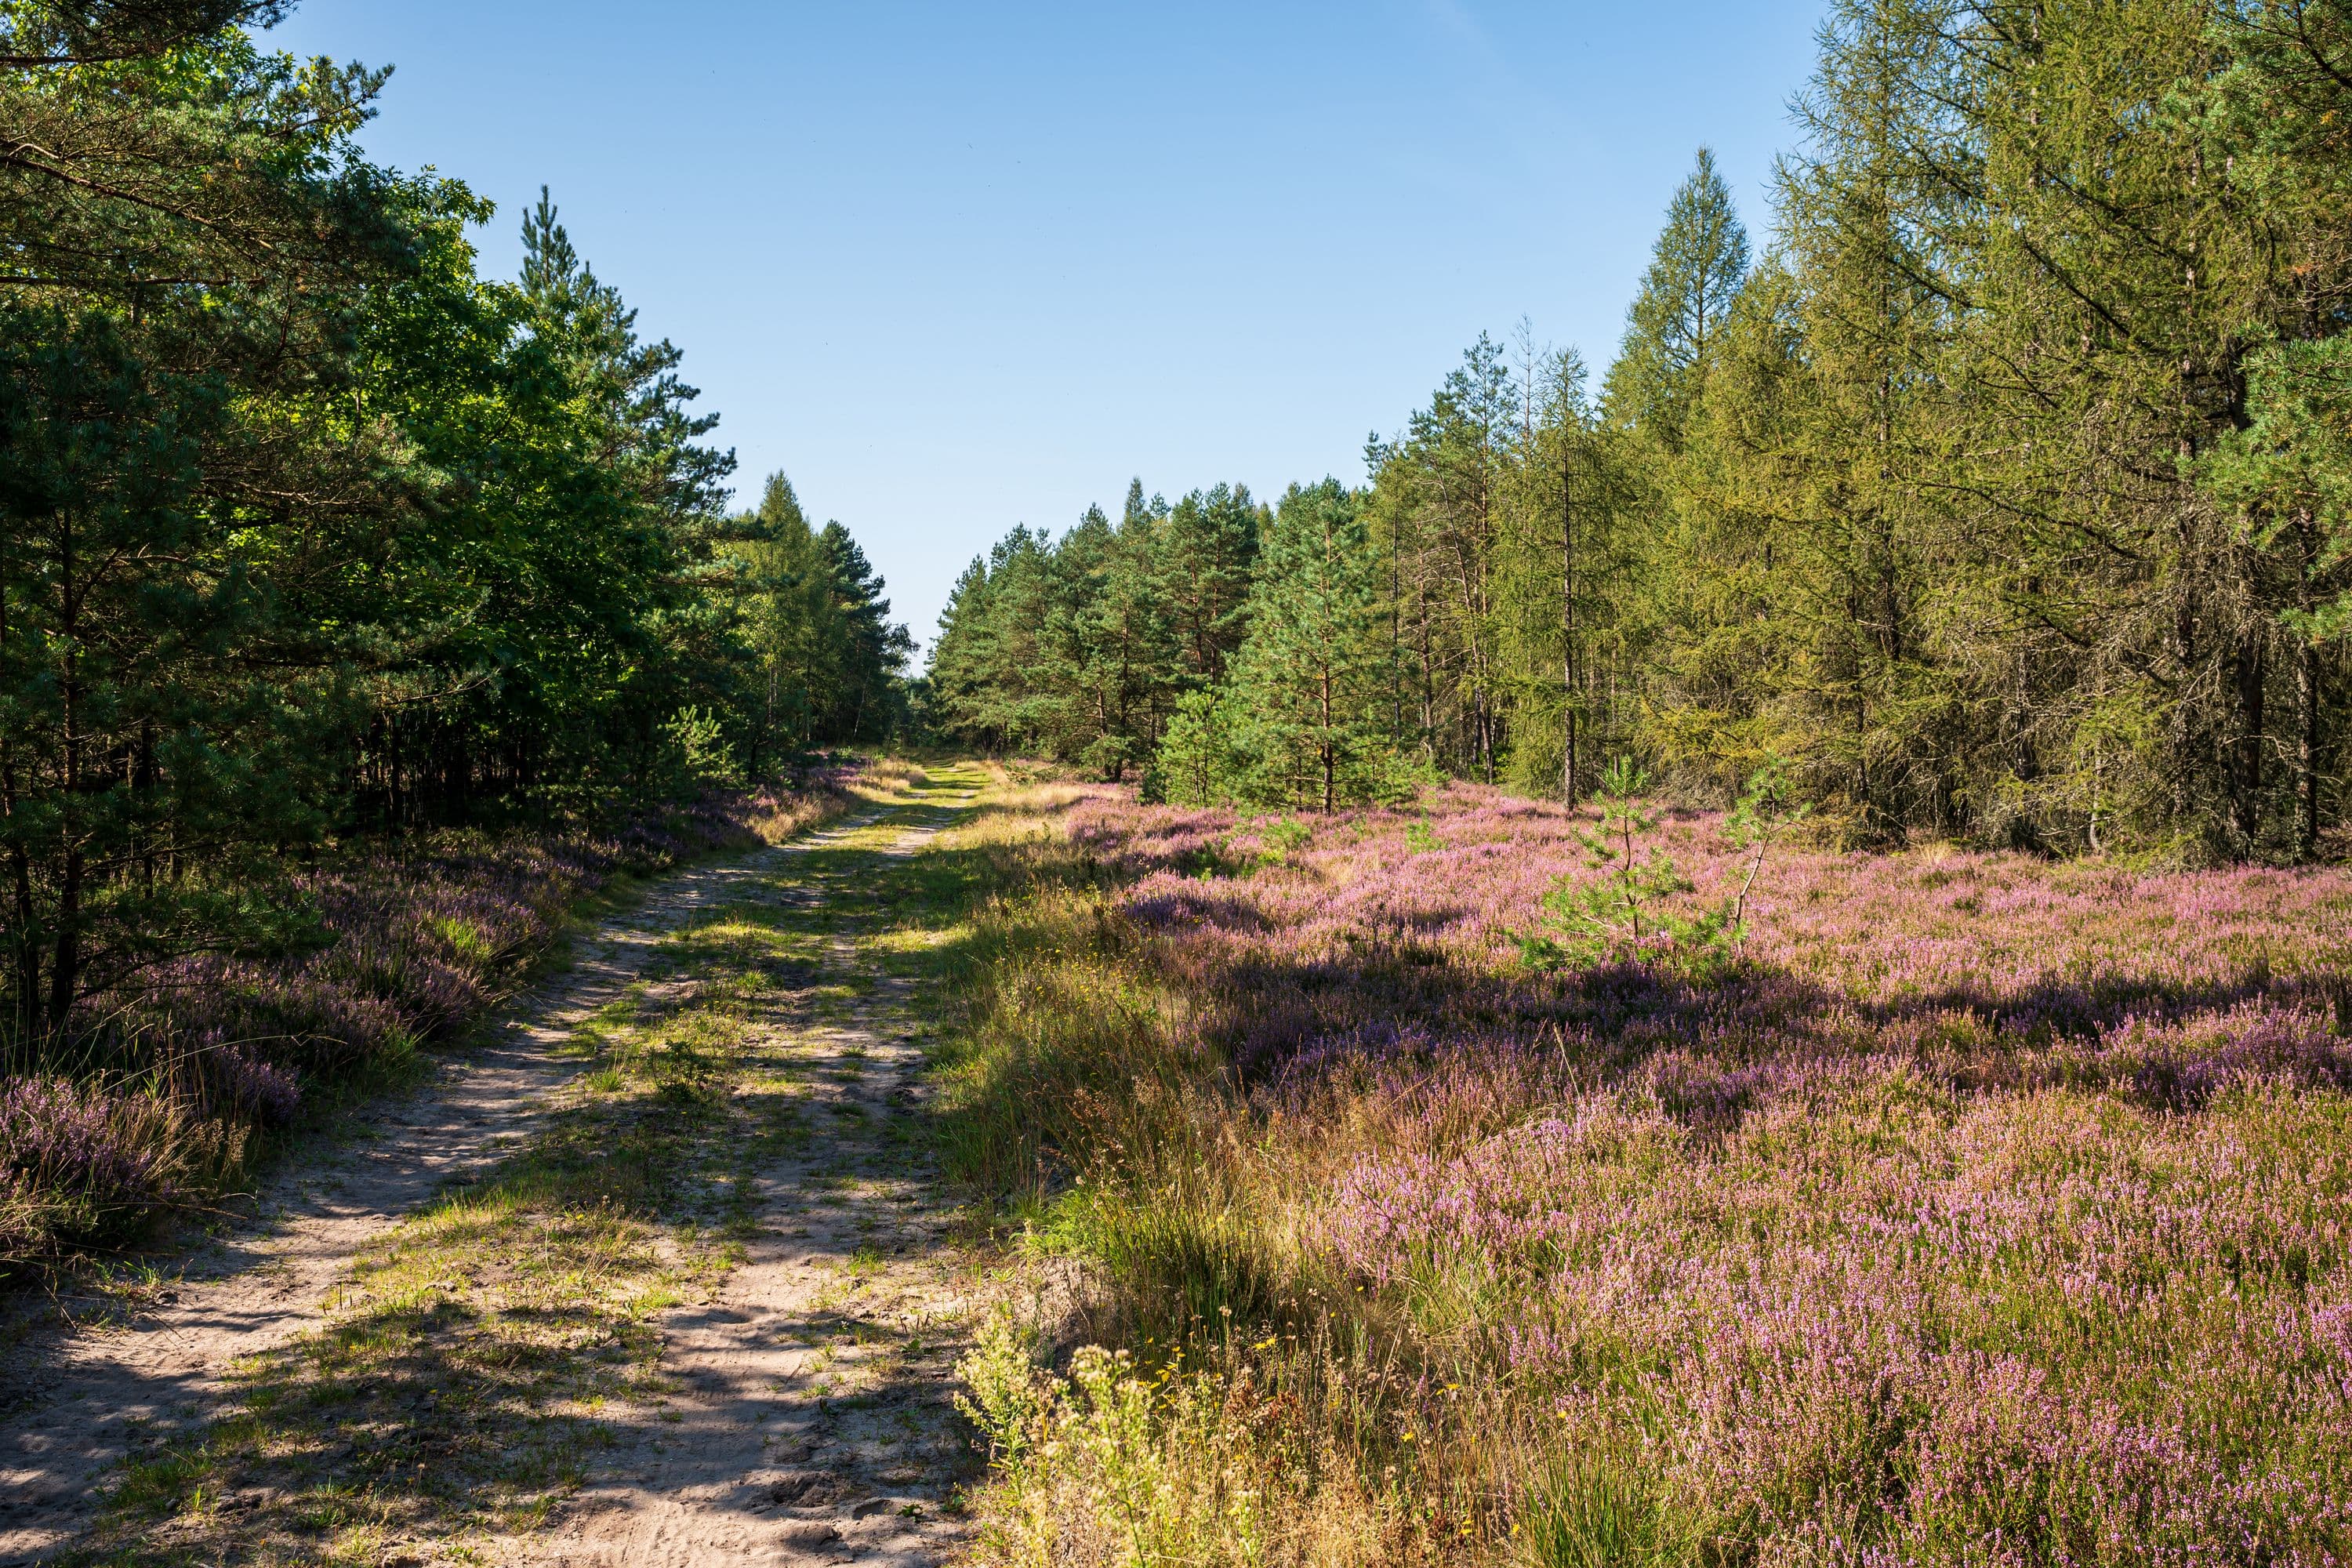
[0,764,994,1567]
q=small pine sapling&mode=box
[1521,757,1715,971]
[1256,816,1312,866]
[1521,756,1802,978]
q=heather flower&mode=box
[209,1048,301,1125]
[1009,779,2352,1560]
[7,775,853,1265]
[0,1078,177,1251]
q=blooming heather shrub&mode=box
[3,772,864,1269]
[956,780,2352,1565]
[117,781,859,1082]
[0,1077,176,1252]
[207,1048,302,1125]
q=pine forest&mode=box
[11,5,2352,1567]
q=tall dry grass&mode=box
[942,782,2352,1566]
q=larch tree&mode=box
[1603,147,1752,449]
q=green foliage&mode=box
[1602,146,1751,448]
[954,1310,1047,1477]
[0,9,401,1033]
[1151,688,1242,808]
[661,706,739,790]
[2203,337,2352,644]
[0,6,909,1043]
[928,0,2352,865]
[1520,758,1719,973]
[955,1323,1288,1567]
[1721,755,1810,949]
[1521,757,1809,978]
[1161,482,1263,688]
[1516,1446,1662,1568]
[927,481,1265,776]
[724,474,912,770]
[1253,816,1312,866]
[1218,480,1399,812]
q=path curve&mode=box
[0,804,898,1565]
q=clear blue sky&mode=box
[267,2,1827,652]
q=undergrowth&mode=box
[1,764,884,1277]
[938,779,2352,1566]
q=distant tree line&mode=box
[928,0,2352,862]
[0,0,907,1039]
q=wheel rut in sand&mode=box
[514,798,983,1567]
[0,773,988,1566]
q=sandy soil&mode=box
[0,798,979,1566]
[509,809,979,1566]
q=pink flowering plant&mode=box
[4,771,862,1271]
[953,773,2352,1564]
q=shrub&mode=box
[0,1077,177,1252]
[949,774,2352,1563]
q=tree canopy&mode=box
[929,0,2352,863]
[0,1,908,1040]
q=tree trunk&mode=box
[1562,430,1579,804]
[2171,564,2198,827]
[137,720,156,898]
[49,512,82,1030]
[5,730,36,1037]
[2295,509,2323,862]
[1320,660,1336,815]
[2297,637,2319,862]
[0,561,34,1037]
[2230,633,2266,852]
[1418,593,1435,746]
[1389,520,1403,739]
[7,839,34,1038]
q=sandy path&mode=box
[514,804,978,1566]
[0,805,902,1565]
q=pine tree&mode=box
[1224,481,1393,812]
[1493,343,1632,802]
[925,554,1000,747]
[1374,336,1519,780]
[0,3,916,1047]
[818,521,913,742]
[1040,503,1115,765]
[732,475,826,757]
[2194,0,2352,859]
[1160,483,1263,687]
[1075,483,1177,779]
[0,7,419,1032]
[0,313,332,1033]
[724,475,905,754]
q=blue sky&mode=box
[267,2,1827,650]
